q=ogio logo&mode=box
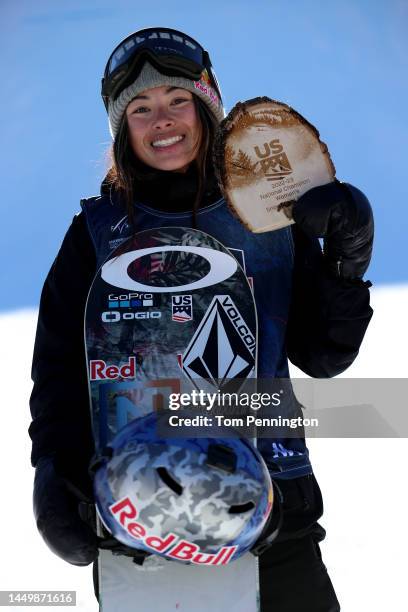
[182,295,256,389]
[101,311,161,323]
[254,139,292,182]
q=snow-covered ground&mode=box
[0,284,406,611]
[0,310,96,611]
[301,285,408,611]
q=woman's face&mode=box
[125,86,202,172]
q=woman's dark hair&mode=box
[105,96,216,226]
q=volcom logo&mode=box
[101,246,237,293]
[182,295,256,389]
[254,139,293,182]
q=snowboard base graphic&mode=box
[85,227,260,611]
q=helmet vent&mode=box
[228,501,255,514]
[206,444,237,473]
[157,467,183,496]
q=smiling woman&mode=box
[105,59,218,223]
[125,86,202,172]
[29,25,374,612]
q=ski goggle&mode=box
[101,27,223,111]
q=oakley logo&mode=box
[101,246,237,293]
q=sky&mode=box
[1,0,407,311]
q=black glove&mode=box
[292,181,374,280]
[33,456,99,566]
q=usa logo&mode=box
[172,295,193,323]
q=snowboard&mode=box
[84,227,260,612]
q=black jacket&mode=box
[29,170,373,488]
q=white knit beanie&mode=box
[108,62,225,138]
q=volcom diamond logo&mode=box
[182,295,256,391]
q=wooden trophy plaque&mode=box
[213,97,336,233]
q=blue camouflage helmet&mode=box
[93,411,273,565]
